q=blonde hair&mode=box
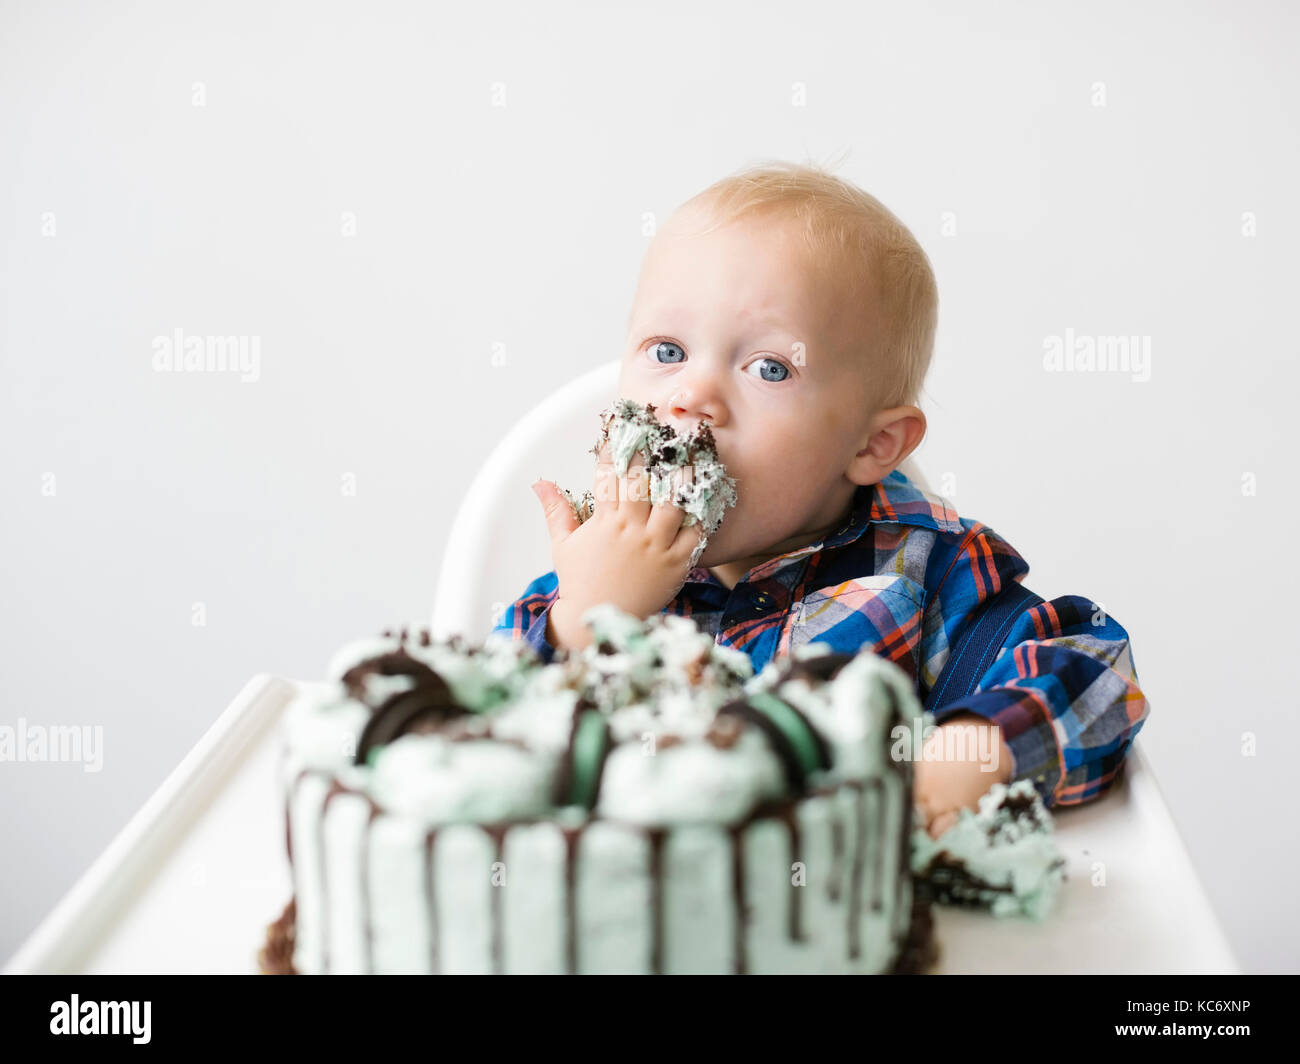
[672,159,938,411]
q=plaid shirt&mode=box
[492,469,1150,810]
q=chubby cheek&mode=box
[703,438,825,554]
[728,423,829,507]
[616,361,656,406]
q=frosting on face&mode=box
[559,398,739,570]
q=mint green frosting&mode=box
[557,398,738,571]
[910,779,1065,920]
[566,710,609,809]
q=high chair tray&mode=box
[4,675,1239,974]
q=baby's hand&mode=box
[531,444,701,650]
[913,711,1015,838]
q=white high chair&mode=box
[430,359,930,642]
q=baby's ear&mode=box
[843,451,887,487]
[846,410,924,485]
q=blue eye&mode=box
[747,357,789,382]
[649,341,685,364]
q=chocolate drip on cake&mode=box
[647,828,667,975]
[847,782,867,960]
[483,825,510,975]
[276,769,308,973]
[883,683,917,945]
[318,780,348,972]
[261,845,940,977]
[561,826,582,974]
[284,801,293,865]
[729,824,749,975]
[870,778,886,913]
[773,806,804,942]
[423,829,440,974]
[315,778,383,974]
[287,765,919,974]
[828,812,844,903]
[363,804,381,974]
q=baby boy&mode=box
[497,161,1150,838]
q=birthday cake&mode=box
[559,398,738,570]
[258,605,937,975]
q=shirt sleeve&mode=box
[919,524,1151,810]
[490,570,562,665]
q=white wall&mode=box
[2,0,1296,972]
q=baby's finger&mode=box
[647,493,687,547]
[668,517,705,562]
[532,480,581,544]
[593,443,620,509]
[621,458,652,521]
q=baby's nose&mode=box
[665,389,724,432]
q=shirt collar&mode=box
[685,468,964,588]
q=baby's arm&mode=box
[914,524,1151,835]
[914,711,1014,837]
[545,597,592,652]
[492,570,563,663]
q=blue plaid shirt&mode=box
[493,469,1150,810]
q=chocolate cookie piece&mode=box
[354,669,471,766]
[340,647,442,704]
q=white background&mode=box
[2,0,1296,973]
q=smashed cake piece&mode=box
[910,779,1066,920]
[573,601,753,730]
[559,398,738,569]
